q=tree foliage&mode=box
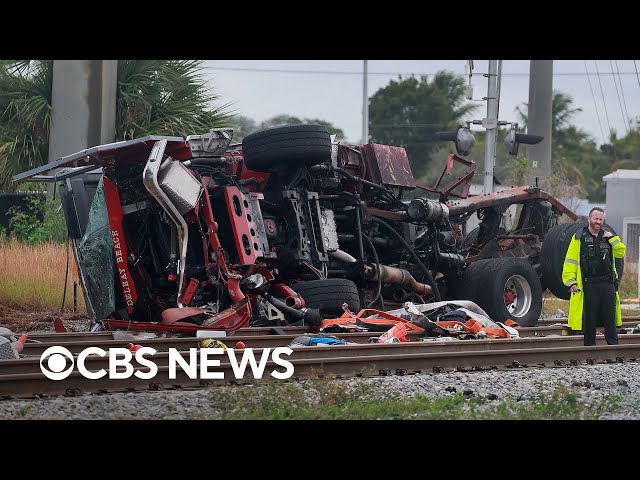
[509,90,631,202]
[368,72,479,178]
[6,191,67,244]
[516,91,584,135]
[257,114,346,140]
[0,61,52,190]
[0,60,233,243]
[0,60,232,192]
[226,114,258,144]
[116,60,232,141]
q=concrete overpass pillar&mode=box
[48,60,118,163]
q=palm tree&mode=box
[0,60,232,191]
[0,60,52,189]
[515,91,585,136]
[515,91,594,193]
[116,60,232,141]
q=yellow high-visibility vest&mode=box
[561,231,626,330]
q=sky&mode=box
[202,60,640,145]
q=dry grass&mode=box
[0,238,86,314]
[543,296,638,318]
[541,296,570,317]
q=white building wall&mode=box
[603,171,640,236]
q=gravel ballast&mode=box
[2,362,640,420]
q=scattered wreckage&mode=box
[14,124,580,335]
[0,328,27,360]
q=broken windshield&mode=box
[75,176,115,321]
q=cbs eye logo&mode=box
[40,346,75,380]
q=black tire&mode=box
[540,275,547,293]
[460,227,480,249]
[460,226,505,250]
[540,223,574,300]
[475,258,542,327]
[290,278,360,316]
[448,259,494,304]
[242,124,332,172]
[541,221,624,300]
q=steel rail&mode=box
[17,323,627,356]
[3,336,640,399]
[19,321,640,353]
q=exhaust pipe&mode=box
[363,263,433,297]
[265,293,322,328]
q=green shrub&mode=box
[8,193,67,244]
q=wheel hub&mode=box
[503,274,532,318]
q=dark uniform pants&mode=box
[582,278,618,346]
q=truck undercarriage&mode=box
[13,124,579,333]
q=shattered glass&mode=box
[76,177,115,320]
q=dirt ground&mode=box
[0,303,91,333]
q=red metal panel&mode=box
[180,278,200,306]
[362,144,416,189]
[222,186,259,266]
[14,136,191,183]
[105,297,251,332]
[103,176,138,313]
[200,184,245,303]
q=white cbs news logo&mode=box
[39,345,294,381]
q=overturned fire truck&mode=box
[14,124,582,333]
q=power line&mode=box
[370,123,451,128]
[610,60,630,135]
[594,61,617,159]
[204,65,640,78]
[209,62,639,144]
[594,61,614,139]
[614,60,632,133]
[584,61,607,145]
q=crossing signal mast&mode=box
[436,60,543,194]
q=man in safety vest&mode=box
[562,207,626,346]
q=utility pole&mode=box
[362,60,369,144]
[48,60,118,195]
[526,60,553,184]
[483,60,500,194]
[438,60,542,186]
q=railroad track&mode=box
[3,331,640,399]
[22,320,640,349]
[15,314,639,343]
[537,315,640,326]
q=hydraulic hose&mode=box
[369,216,441,302]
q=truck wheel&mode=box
[448,258,493,304]
[290,278,361,316]
[242,124,332,172]
[540,223,574,300]
[460,227,480,249]
[476,258,542,327]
